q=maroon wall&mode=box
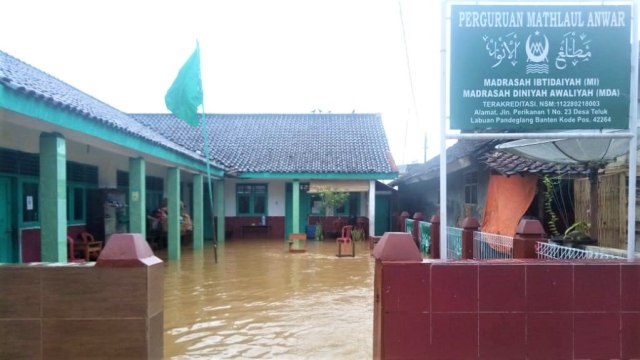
[21,225,87,262]
[375,259,640,359]
[225,216,284,239]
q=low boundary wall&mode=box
[0,233,163,359]
[373,232,640,359]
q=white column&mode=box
[369,180,376,237]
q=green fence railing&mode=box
[419,221,431,254]
[404,219,414,234]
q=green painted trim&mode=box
[128,157,146,236]
[235,172,398,180]
[192,174,204,250]
[292,180,300,233]
[39,133,66,262]
[167,168,180,261]
[235,183,268,216]
[216,180,225,242]
[0,86,225,177]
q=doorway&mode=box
[0,177,16,262]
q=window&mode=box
[66,162,98,223]
[236,184,267,216]
[310,194,323,215]
[464,171,478,205]
[67,185,88,223]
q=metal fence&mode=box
[419,221,431,254]
[447,227,462,259]
[473,232,513,259]
[404,219,414,234]
[535,241,625,260]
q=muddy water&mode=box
[161,239,374,359]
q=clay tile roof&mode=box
[0,50,212,167]
[481,149,589,176]
[131,113,397,175]
[393,138,588,186]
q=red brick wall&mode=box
[375,260,640,359]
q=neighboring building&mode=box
[392,139,587,232]
[0,49,397,263]
[392,140,497,226]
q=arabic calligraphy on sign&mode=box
[555,31,592,70]
[484,30,592,73]
[483,32,520,68]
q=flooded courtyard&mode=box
[160,239,375,359]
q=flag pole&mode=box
[197,40,217,263]
[200,106,218,263]
[164,40,217,262]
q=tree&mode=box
[317,187,349,216]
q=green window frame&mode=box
[66,162,99,224]
[236,183,267,216]
[310,194,323,215]
[66,183,96,224]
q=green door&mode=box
[0,177,14,262]
[375,194,391,236]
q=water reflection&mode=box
[161,239,374,359]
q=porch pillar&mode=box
[399,210,410,232]
[192,174,204,250]
[292,179,300,233]
[412,212,424,250]
[128,157,146,237]
[513,218,546,259]
[39,132,67,262]
[368,180,376,238]
[430,214,441,259]
[167,167,180,261]
[215,179,225,242]
[461,217,480,259]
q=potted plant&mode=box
[351,228,365,242]
[314,223,324,241]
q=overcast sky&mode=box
[0,0,442,165]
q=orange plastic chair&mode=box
[75,232,103,261]
[336,225,355,257]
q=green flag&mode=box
[165,44,203,126]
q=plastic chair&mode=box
[75,232,103,261]
[336,225,355,257]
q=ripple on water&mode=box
[163,239,374,359]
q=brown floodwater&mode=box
[159,238,374,359]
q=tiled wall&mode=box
[0,261,163,359]
[375,260,640,360]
